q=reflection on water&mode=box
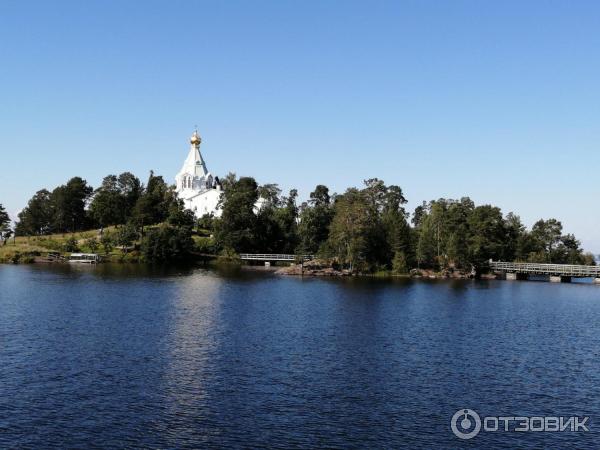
[161,270,222,444]
[1,264,600,448]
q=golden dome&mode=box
[190,130,201,145]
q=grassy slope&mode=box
[0,227,118,262]
[0,226,217,263]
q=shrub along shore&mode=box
[0,171,595,274]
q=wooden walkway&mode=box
[239,253,314,262]
[490,260,600,278]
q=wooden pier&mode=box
[238,254,314,262]
[489,260,600,283]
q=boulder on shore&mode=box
[276,259,352,277]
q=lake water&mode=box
[1,264,600,449]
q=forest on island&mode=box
[2,171,595,271]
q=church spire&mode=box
[175,129,209,194]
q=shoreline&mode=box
[0,252,589,284]
[0,254,484,280]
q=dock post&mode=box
[506,273,528,281]
[550,275,571,283]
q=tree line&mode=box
[213,176,594,272]
[16,171,200,231]
[7,172,595,270]
[12,171,195,261]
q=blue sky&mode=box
[1,1,599,250]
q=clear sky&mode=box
[1,1,599,250]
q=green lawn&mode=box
[1,226,218,263]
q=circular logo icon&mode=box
[451,409,481,440]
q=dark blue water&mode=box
[1,264,600,449]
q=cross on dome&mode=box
[190,130,201,145]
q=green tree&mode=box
[133,171,172,230]
[117,172,142,222]
[531,219,563,260]
[197,213,215,232]
[310,184,331,206]
[415,211,436,268]
[16,189,53,235]
[275,189,300,253]
[381,185,411,268]
[257,183,282,207]
[167,199,196,228]
[85,237,99,253]
[581,252,596,266]
[412,201,427,227]
[141,225,195,262]
[0,204,9,228]
[220,172,238,192]
[392,250,409,274]
[252,187,301,254]
[0,204,11,244]
[504,212,527,261]
[359,179,392,266]
[326,188,372,271]
[89,175,122,227]
[100,233,114,254]
[115,223,139,252]
[298,185,334,254]
[63,237,79,252]
[51,177,93,233]
[214,177,259,252]
[255,204,284,253]
[325,180,411,271]
[553,234,583,264]
[467,205,507,266]
[444,198,474,267]
[414,201,447,268]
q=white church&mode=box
[175,130,265,218]
[175,130,224,217]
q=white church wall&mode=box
[184,189,223,218]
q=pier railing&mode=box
[239,254,314,262]
[490,260,600,278]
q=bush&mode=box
[194,236,217,254]
[167,203,196,228]
[85,237,99,253]
[1,251,36,264]
[100,233,114,254]
[11,252,21,264]
[219,247,240,259]
[392,251,409,274]
[63,237,79,252]
[116,224,138,252]
[197,213,215,232]
[141,225,194,262]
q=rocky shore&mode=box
[276,259,498,279]
[276,260,353,277]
